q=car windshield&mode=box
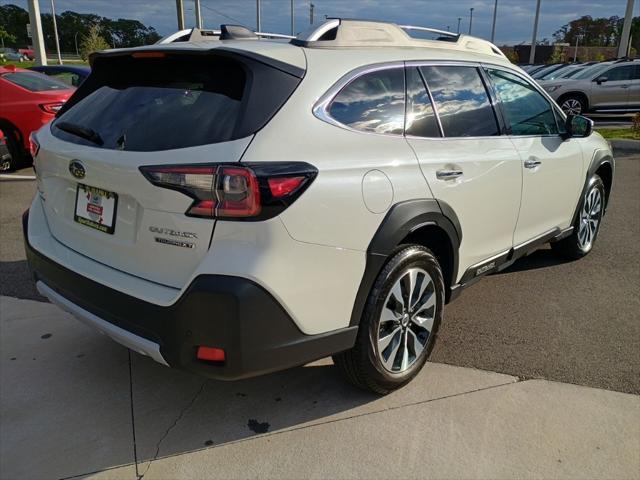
[561,67,586,79]
[2,71,70,91]
[539,65,576,80]
[573,63,613,80]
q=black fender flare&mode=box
[569,149,614,227]
[349,198,461,327]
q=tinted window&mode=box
[487,69,558,136]
[329,68,405,135]
[405,67,440,137]
[634,65,640,80]
[602,65,634,81]
[2,72,69,91]
[53,55,247,151]
[420,66,499,137]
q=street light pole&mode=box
[27,0,47,66]
[468,8,474,35]
[617,0,635,58]
[529,0,541,64]
[74,31,79,57]
[194,0,202,29]
[291,0,295,35]
[50,0,62,65]
[457,17,461,33]
[176,0,185,30]
[574,34,583,62]
[256,0,261,32]
[490,0,498,43]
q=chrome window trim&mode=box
[312,61,406,138]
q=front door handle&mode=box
[524,159,542,169]
[436,169,463,180]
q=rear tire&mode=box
[333,245,445,394]
[551,174,605,260]
[559,94,587,115]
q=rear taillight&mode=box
[39,102,64,114]
[29,132,40,158]
[140,163,317,221]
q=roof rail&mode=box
[156,26,295,44]
[291,19,506,58]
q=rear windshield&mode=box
[3,72,70,91]
[52,52,302,152]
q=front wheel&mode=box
[551,174,605,259]
[333,245,445,394]
[559,95,586,115]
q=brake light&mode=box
[140,163,317,221]
[39,102,64,114]
[29,132,40,158]
[197,346,226,363]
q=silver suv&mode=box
[541,60,640,115]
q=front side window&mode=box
[405,67,440,137]
[601,65,634,81]
[328,68,405,135]
[486,68,558,136]
[420,66,499,137]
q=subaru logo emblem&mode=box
[69,160,85,179]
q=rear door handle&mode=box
[524,159,542,169]
[436,169,463,180]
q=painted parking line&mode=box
[0,174,36,180]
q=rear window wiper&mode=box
[55,121,104,146]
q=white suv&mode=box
[24,20,615,394]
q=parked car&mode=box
[0,48,26,62]
[18,48,35,60]
[24,20,614,393]
[29,65,91,87]
[531,63,568,79]
[541,59,640,114]
[0,65,75,169]
[0,130,11,171]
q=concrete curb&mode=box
[611,139,640,154]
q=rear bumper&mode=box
[23,210,357,380]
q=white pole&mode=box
[194,0,202,29]
[490,0,498,43]
[50,0,62,64]
[256,0,261,31]
[27,0,47,65]
[574,35,580,62]
[291,0,295,35]
[617,0,635,58]
[176,0,185,30]
[529,0,541,64]
[468,8,474,35]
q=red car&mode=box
[0,65,75,170]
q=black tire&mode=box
[559,94,587,116]
[551,174,605,260]
[2,127,23,172]
[333,245,445,394]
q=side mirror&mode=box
[563,115,593,139]
[595,76,608,85]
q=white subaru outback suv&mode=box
[24,20,614,394]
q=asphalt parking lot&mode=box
[0,151,639,479]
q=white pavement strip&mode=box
[1,295,639,480]
[0,174,36,180]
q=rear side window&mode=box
[53,53,302,152]
[420,66,499,137]
[328,68,405,135]
[405,67,440,137]
[486,69,558,136]
[2,72,69,91]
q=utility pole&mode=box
[490,0,498,43]
[468,7,474,35]
[27,0,47,66]
[617,0,635,58]
[529,0,541,64]
[310,3,314,25]
[50,0,62,65]
[194,0,202,29]
[574,34,584,62]
[457,17,461,33]
[176,0,185,30]
[256,0,261,32]
[291,0,295,35]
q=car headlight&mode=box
[546,85,562,92]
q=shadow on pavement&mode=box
[0,260,46,301]
[494,247,573,275]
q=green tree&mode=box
[79,24,110,61]
[0,25,17,48]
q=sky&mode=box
[1,0,638,45]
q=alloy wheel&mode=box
[561,98,582,115]
[578,185,602,251]
[377,268,435,373]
